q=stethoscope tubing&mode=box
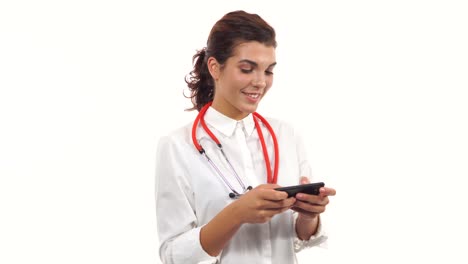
[191,102,279,198]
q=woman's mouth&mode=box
[243,92,261,99]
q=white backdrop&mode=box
[1,1,467,263]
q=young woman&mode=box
[156,10,336,264]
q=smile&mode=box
[243,92,260,99]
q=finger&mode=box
[296,193,329,206]
[299,176,309,184]
[256,183,282,190]
[255,184,289,200]
[259,188,288,201]
[259,197,296,209]
[259,205,293,221]
[293,200,326,214]
[268,204,294,215]
[319,187,336,197]
[282,197,297,207]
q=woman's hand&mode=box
[291,177,336,219]
[201,184,294,257]
[230,184,296,224]
[292,177,336,240]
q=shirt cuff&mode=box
[293,213,328,252]
[161,226,218,264]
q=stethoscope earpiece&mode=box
[229,192,236,199]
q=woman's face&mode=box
[208,41,276,120]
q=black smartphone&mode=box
[275,182,325,198]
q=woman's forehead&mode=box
[230,41,276,66]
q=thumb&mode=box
[300,176,309,184]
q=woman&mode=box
[156,10,336,264]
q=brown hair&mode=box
[185,10,277,111]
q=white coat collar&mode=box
[203,106,255,137]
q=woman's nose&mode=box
[252,75,266,88]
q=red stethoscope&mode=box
[192,102,279,199]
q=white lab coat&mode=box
[156,107,327,264]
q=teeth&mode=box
[245,93,259,99]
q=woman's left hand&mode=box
[291,176,336,220]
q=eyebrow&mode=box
[238,59,277,68]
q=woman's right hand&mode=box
[230,184,296,224]
[199,184,295,257]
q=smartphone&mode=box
[275,182,325,198]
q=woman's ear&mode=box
[207,57,220,80]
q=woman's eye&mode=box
[265,71,274,76]
[241,69,253,73]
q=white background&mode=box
[1,1,467,263]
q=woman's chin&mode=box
[240,103,259,115]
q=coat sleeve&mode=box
[292,128,329,252]
[155,136,216,264]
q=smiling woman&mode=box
[207,41,276,120]
[155,10,336,264]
